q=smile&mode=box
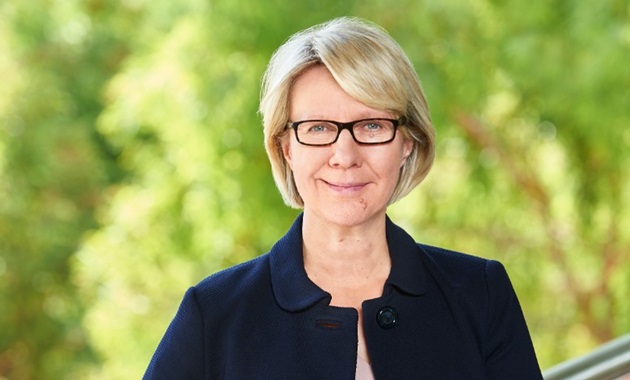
[322,180,368,192]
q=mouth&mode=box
[322,180,368,192]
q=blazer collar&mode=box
[269,213,427,312]
[383,216,427,297]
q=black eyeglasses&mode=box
[287,118,404,146]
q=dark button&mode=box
[376,306,398,329]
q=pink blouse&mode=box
[356,355,375,380]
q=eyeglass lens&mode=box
[294,119,397,145]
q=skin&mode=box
[282,65,413,368]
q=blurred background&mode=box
[1,0,629,378]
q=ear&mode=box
[281,135,293,169]
[400,138,414,167]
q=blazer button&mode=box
[376,306,398,329]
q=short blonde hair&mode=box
[260,17,435,208]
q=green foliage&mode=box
[1,0,629,378]
[0,1,114,377]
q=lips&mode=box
[322,179,368,192]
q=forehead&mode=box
[289,65,392,121]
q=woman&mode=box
[144,17,542,379]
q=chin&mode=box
[313,203,385,228]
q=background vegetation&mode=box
[1,0,629,378]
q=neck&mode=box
[301,211,391,285]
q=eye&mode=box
[356,120,389,133]
[300,122,336,134]
[364,122,384,131]
[309,124,329,133]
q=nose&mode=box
[328,129,362,168]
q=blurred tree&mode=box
[0,0,130,378]
[1,0,628,378]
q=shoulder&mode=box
[143,255,275,378]
[192,253,272,306]
[418,243,504,284]
[417,243,525,332]
[419,244,490,271]
[412,246,540,377]
[416,243,514,310]
[386,217,510,301]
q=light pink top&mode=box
[356,355,375,380]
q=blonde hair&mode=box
[260,17,435,208]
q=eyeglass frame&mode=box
[286,117,405,146]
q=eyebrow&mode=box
[291,113,394,122]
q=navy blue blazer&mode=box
[144,214,542,379]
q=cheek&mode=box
[284,143,317,183]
